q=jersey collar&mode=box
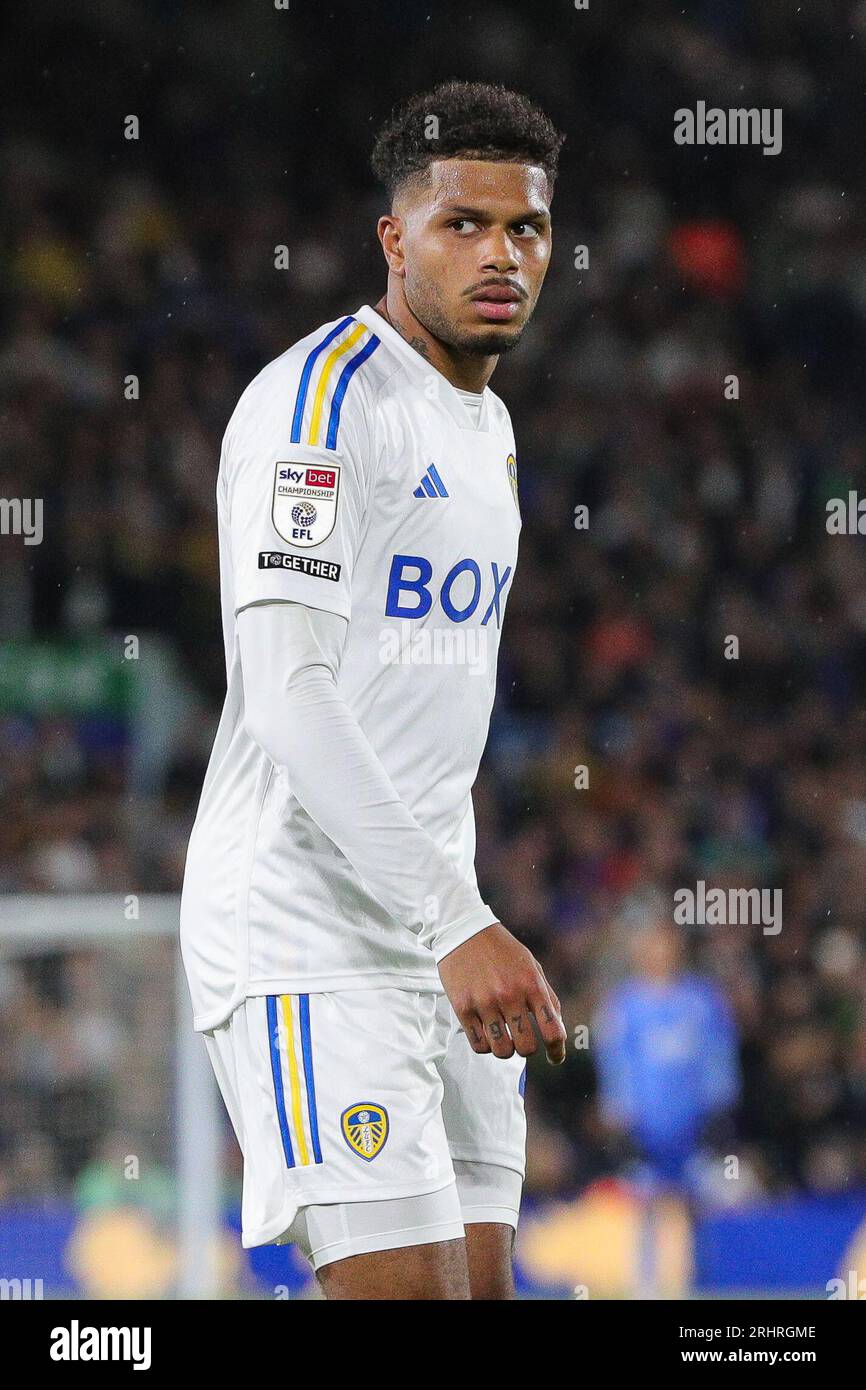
[354,303,492,433]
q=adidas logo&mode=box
[413,463,449,498]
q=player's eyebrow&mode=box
[438,203,549,223]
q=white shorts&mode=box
[204,987,526,1257]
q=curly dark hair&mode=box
[371,80,565,201]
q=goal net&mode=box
[0,893,229,1299]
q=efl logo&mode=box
[273,461,340,547]
[306,468,336,489]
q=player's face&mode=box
[396,159,552,356]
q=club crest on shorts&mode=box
[272,461,340,547]
[341,1102,389,1161]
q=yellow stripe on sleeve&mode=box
[306,323,367,446]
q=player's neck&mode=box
[374,293,496,393]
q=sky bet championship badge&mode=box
[341,1102,389,1161]
[273,460,340,546]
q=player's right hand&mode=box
[438,922,567,1064]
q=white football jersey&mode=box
[180,304,521,1030]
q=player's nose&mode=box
[479,231,519,273]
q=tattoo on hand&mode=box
[510,1013,524,1033]
[489,1020,503,1040]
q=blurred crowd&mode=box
[2,0,866,1208]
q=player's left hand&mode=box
[438,922,567,1064]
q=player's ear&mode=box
[377,213,406,276]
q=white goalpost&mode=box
[0,893,223,1299]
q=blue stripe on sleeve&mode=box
[324,334,380,450]
[290,316,354,444]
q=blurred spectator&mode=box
[594,911,740,1187]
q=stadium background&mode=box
[2,0,866,1298]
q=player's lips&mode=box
[468,286,524,321]
[471,300,521,321]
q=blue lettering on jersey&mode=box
[385,554,434,618]
[385,554,513,627]
[440,558,481,622]
[481,562,511,627]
